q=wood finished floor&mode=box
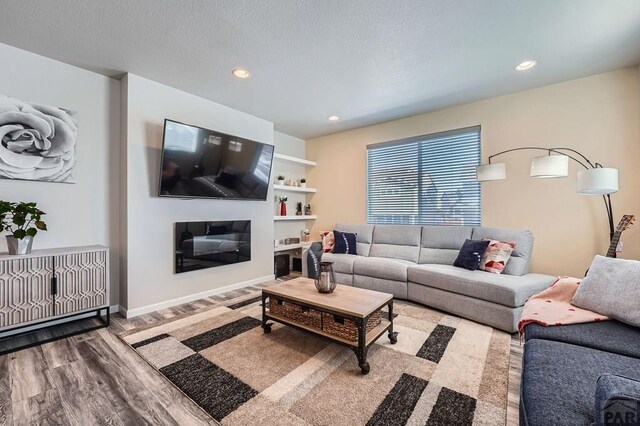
[0,278,523,425]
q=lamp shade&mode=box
[476,163,506,181]
[530,155,569,178]
[577,168,618,195]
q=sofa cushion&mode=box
[320,252,358,275]
[353,256,415,282]
[418,225,473,264]
[524,321,640,360]
[520,339,640,426]
[335,223,374,256]
[572,255,640,327]
[369,224,422,263]
[334,272,353,286]
[479,239,516,274]
[408,264,554,308]
[472,227,533,276]
[353,275,407,299]
[332,230,357,255]
[319,231,335,253]
[453,239,490,271]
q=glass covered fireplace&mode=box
[174,221,251,274]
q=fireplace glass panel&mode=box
[175,221,251,273]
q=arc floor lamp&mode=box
[476,147,619,240]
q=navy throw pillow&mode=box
[454,239,491,271]
[332,230,357,255]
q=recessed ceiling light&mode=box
[515,60,536,71]
[232,68,251,79]
[327,115,340,121]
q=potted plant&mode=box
[276,175,285,185]
[0,201,47,255]
[300,178,307,188]
[278,196,288,216]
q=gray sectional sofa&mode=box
[303,223,555,333]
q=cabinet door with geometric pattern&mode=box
[55,250,107,316]
[0,256,54,329]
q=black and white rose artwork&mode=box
[0,95,78,183]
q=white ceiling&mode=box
[1,0,640,139]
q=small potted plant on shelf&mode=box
[300,178,307,188]
[0,200,47,255]
[278,196,288,216]
[276,175,285,185]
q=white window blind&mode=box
[366,126,481,226]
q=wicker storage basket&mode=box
[322,310,382,342]
[268,297,322,330]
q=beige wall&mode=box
[306,67,640,277]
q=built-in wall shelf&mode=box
[274,153,317,167]
[274,215,317,221]
[274,242,312,252]
[274,184,317,193]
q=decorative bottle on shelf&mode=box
[280,202,287,216]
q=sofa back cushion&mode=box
[335,223,374,256]
[471,227,534,276]
[418,225,473,265]
[369,225,422,263]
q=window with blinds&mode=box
[366,126,481,226]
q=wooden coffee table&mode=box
[261,277,398,374]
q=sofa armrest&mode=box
[595,374,640,426]
[302,242,323,279]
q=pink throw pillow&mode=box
[480,239,516,274]
[319,231,335,253]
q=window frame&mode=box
[365,125,482,226]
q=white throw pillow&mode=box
[572,255,640,327]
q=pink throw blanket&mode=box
[518,276,609,337]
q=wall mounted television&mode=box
[158,119,274,200]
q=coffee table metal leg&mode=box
[388,300,398,344]
[356,317,370,374]
[261,293,272,334]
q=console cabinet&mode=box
[0,245,109,331]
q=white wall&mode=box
[121,74,275,314]
[0,42,120,305]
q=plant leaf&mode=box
[13,229,26,239]
[26,228,37,237]
[35,221,47,231]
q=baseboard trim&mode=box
[109,305,120,314]
[123,274,275,318]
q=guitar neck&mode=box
[606,232,622,258]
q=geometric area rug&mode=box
[119,283,511,425]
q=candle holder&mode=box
[314,261,336,293]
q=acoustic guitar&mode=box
[605,215,635,259]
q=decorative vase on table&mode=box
[6,236,34,255]
[280,202,287,216]
[314,261,336,293]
